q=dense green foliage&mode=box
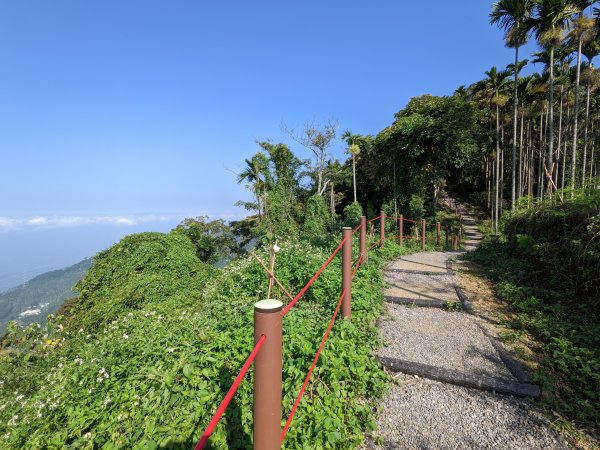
[504,191,600,309]
[352,94,482,218]
[467,238,600,431]
[172,217,239,266]
[0,227,435,448]
[70,232,217,333]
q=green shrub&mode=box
[70,232,217,333]
[0,236,399,449]
[342,202,363,229]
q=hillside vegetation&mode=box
[467,192,600,436]
[0,226,442,448]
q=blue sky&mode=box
[0,1,539,288]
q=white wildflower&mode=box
[273,244,280,253]
[84,432,91,439]
[167,348,175,353]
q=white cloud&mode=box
[0,215,174,231]
[0,217,19,230]
[27,217,48,225]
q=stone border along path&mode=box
[366,202,570,450]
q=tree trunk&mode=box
[562,106,570,192]
[582,83,591,188]
[572,36,583,192]
[495,101,500,234]
[589,119,595,186]
[512,46,519,210]
[547,46,555,189]
[352,153,357,203]
[518,109,524,201]
[556,85,564,190]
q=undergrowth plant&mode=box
[0,231,427,449]
[466,241,600,437]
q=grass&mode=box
[465,241,599,446]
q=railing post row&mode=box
[436,222,441,246]
[399,214,404,246]
[253,300,283,450]
[380,211,385,248]
[342,227,352,320]
[421,219,426,250]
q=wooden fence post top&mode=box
[255,299,283,312]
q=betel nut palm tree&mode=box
[518,0,579,193]
[490,0,534,210]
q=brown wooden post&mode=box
[359,216,366,264]
[421,219,426,250]
[445,226,449,247]
[399,214,404,246]
[342,227,352,319]
[380,211,385,248]
[253,299,283,450]
[436,222,441,246]
[458,215,463,243]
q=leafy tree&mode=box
[374,95,481,213]
[491,0,534,210]
[236,141,303,244]
[342,130,362,203]
[283,120,338,195]
[519,0,579,186]
[172,216,238,265]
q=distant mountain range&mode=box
[0,258,93,333]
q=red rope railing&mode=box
[281,236,347,316]
[196,211,448,447]
[368,239,381,250]
[280,288,346,442]
[195,334,267,450]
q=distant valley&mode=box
[0,258,93,333]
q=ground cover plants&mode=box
[0,225,442,449]
[467,196,600,441]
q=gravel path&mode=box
[370,203,571,449]
[377,306,515,380]
[368,375,569,450]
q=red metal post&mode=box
[380,211,385,248]
[254,300,283,450]
[342,227,352,319]
[421,220,426,250]
[436,222,441,246]
[399,214,404,246]
[359,216,366,263]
